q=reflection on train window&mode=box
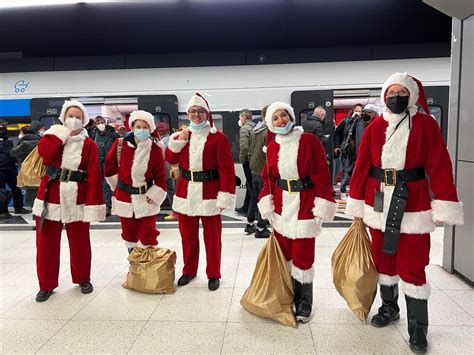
[428,106,442,127]
[153,113,171,128]
[299,109,314,122]
[177,113,223,132]
[39,115,61,130]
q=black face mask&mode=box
[386,95,409,114]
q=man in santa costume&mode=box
[258,102,337,322]
[346,73,464,353]
[104,110,167,253]
[33,100,106,302]
[165,93,236,291]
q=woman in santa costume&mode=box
[165,93,236,291]
[258,102,337,323]
[104,110,167,253]
[33,100,106,302]
[346,73,464,353]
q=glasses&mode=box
[189,109,207,115]
[386,91,409,97]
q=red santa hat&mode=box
[381,72,430,114]
[128,110,156,132]
[186,92,217,134]
[59,100,91,127]
[264,101,296,133]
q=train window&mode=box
[299,109,314,122]
[153,113,171,128]
[428,105,442,127]
[177,113,223,132]
[39,115,61,130]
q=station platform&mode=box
[1,223,472,354]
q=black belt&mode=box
[277,176,314,193]
[180,168,219,182]
[117,180,153,195]
[370,166,425,255]
[45,165,86,182]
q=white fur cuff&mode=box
[168,132,188,153]
[145,185,167,205]
[378,273,400,286]
[431,200,464,226]
[83,205,106,222]
[312,197,337,222]
[216,191,236,210]
[345,197,365,218]
[105,174,118,191]
[45,124,71,144]
[290,262,315,284]
[257,194,274,220]
[401,280,431,300]
[124,241,137,249]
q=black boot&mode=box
[127,247,134,254]
[294,279,313,323]
[406,295,428,353]
[371,284,400,327]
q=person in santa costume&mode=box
[346,73,464,353]
[33,100,106,302]
[165,93,236,291]
[104,110,167,253]
[258,102,337,323]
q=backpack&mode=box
[17,146,46,187]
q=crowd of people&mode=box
[0,72,465,353]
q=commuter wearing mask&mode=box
[33,101,106,302]
[258,102,336,322]
[346,73,464,353]
[105,111,167,253]
[351,104,380,157]
[90,115,120,216]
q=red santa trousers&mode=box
[177,213,222,279]
[274,230,315,283]
[119,215,159,247]
[36,218,91,291]
[370,228,431,297]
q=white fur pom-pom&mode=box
[210,126,217,134]
[262,146,267,153]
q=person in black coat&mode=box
[10,121,45,208]
[0,120,30,216]
[302,105,328,148]
[89,116,120,216]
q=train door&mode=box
[291,90,334,178]
[423,86,449,142]
[137,95,178,132]
[30,98,68,129]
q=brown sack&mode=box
[17,146,46,187]
[332,217,378,322]
[240,232,297,328]
[122,247,177,294]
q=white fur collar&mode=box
[275,126,304,144]
[382,106,418,126]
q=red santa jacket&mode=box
[258,127,337,239]
[346,108,464,234]
[165,125,236,216]
[32,125,105,223]
[104,135,167,219]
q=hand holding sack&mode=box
[123,247,177,294]
[17,146,46,187]
[240,232,297,328]
[332,218,378,322]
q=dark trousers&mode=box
[340,153,355,193]
[100,167,112,209]
[249,173,268,227]
[0,168,23,209]
[242,162,253,212]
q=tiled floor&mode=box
[1,226,472,354]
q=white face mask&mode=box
[238,120,243,127]
[97,123,106,132]
[65,116,83,131]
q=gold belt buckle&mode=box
[384,169,397,186]
[139,185,147,194]
[287,179,298,194]
[61,168,72,183]
[190,170,198,183]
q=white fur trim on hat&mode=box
[264,102,296,133]
[381,72,419,108]
[128,110,156,133]
[59,100,90,127]
[186,95,210,113]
